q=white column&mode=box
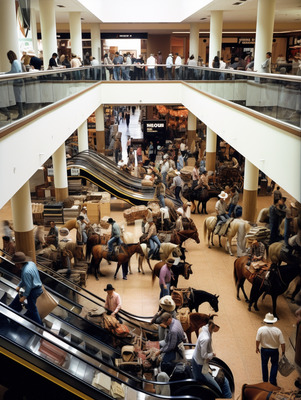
[95,105,104,131]
[0,0,19,71]
[11,182,33,233]
[254,0,275,73]
[30,7,39,56]
[244,160,259,192]
[206,127,217,172]
[78,121,89,152]
[70,12,83,59]
[189,23,199,59]
[209,10,223,66]
[187,111,197,151]
[39,0,57,69]
[91,24,101,61]
[52,144,68,189]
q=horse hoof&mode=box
[114,276,117,280]
[245,299,249,303]
[254,307,259,311]
[248,308,251,312]
[95,277,99,281]
[142,272,145,275]
[236,297,241,301]
[123,277,127,280]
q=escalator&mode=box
[0,256,235,399]
[67,150,155,206]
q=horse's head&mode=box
[183,262,193,279]
[171,245,182,258]
[210,294,219,312]
[191,229,200,244]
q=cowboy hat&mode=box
[107,218,114,223]
[218,191,228,199]
[26,49,36,57]
[263,312,277,323]
[159,295,176,312]
[104,283,115,291]
[11,252,31,264]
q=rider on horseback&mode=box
[143,221,161,259]
[246,240,266,266]
[107,218,123,260]
[214,191,230,235]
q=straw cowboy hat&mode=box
[159,295,176,312]
[218,191,228,199]
[11,252,31,264]
[26,49,36,57]
[263,312,277,324]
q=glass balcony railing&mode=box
[0,65,300,129]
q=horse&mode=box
[152,260,193,287]
[90,242,144,280]
[158,229,200,246]
[187,289,219,313]
[257,207,299,237]
[182,186,220,214]
[241,382,282,400]
[204,217,251,256]
[233,255,266,302]
[182,312,217,343]
[138,243,183,274]
[36,242,84,268]
[248,263,300,319]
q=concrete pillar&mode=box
[0,0,19,71]
[91,24,101,61]
[206,127,217,172]
[209,10,223,66]
[52,144,69,202]
[30,7,39,56]
[39,0,57,69]
[187,111,197,152]
[78,120,89,152]
[70,12,83,59]
[242,160,259,223]
[189,23,199,59]
[11,182,35,261]
[95,105,105,154]
[254,0,275,73]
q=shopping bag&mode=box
[36,287,58,319]
[278,354,295,376]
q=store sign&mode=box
[47,168,54,176]
[70,168,80,176]
[101,33,148,39]
[143,120,166,134]
[238,38,255,44]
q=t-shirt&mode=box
[256,325,285,349]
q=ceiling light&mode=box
[233,2,243,5]
[200,18,207,20]
[57,4,65,7]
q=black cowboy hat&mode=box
[104,283,115,291]
[107,218,114,223]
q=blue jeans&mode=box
[228,204,236,217]
[157,194,165,208]
[175,186,182,205]
[217,213,230,226]
[9,286,43,325]
[108,236,122,252]
[148,69,156,80]
[261,348,279,385]
[160,282,170,299]
[192,358,223,396]
[149,235,161,257]
[166,68,172,80]
[113,66,121,80]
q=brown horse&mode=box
[183,312,217,343]
[242,382,282,400]
[91,242,144,280]
[152,260,193,287]
[158,229,200,246]
[233,255,264,302]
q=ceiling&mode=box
[32,0,301,33]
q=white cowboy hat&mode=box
[218,191,228,199]
[263,312,277,324]
[159,295,176,312]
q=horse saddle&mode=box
[269,390,301,400]
[218,218,233,236]
[157,232,172,243]
[247,262,270,274]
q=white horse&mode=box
[138,243,182,274]
[203,217,251,256]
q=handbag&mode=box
[278,354,295,376]
[36,286,58,319]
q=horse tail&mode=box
[86,241,92,260]
[152,267,157,285]
[203,219,208,241]
[233,258,239,284]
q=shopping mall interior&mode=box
[0,1,300,399]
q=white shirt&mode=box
[166,56,173,68]
[147,56,156,69]
[91,59,99,66]
[256,325,285,349]
[219,60,226,69]
[193,324,214,365]
[175,56,181,69]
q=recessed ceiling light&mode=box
[200,17,207,20]
[233,2,242,5]
[81,18,84,20]
[57,4,65,7]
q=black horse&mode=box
[171,262,193,287]
[248,263,300,319]
[179,288,219,312]
[182,186,220,214]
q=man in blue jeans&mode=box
[256,312,286,386]
[9,252,43,325]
